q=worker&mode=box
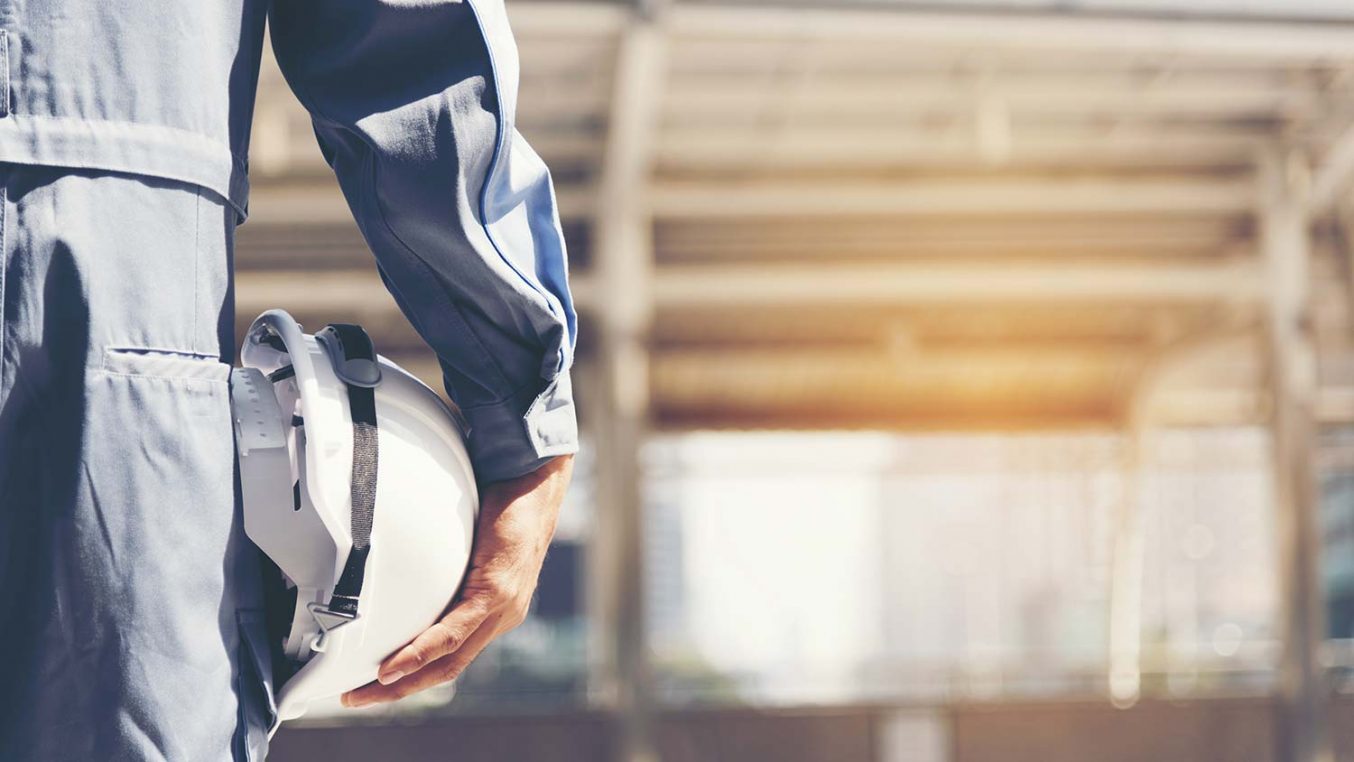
[0,1,577,760]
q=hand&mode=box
[341,454,573,708]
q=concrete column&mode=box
[587,15,666,762]
[1259,145,1332,762]
[1108,420,1146,709]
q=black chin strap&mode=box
[313,324,381,623]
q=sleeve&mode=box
[268,0,578,484]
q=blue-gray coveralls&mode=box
[0,2,578,760]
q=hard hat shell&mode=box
[231,310,478,728]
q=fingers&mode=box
[377,595,493,684]
[343,615,501,708]
[333,464,567,711]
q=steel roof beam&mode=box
[668,3,1354,60]
[650,176,1253,217]
[236,259,1263,315]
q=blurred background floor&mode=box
[272,696,1354,762]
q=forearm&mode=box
[270,0,579,483]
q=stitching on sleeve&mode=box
[2,31,11,118]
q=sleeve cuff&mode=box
[456,370,579,484]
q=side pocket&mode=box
[234,609,279,762]
[102,347,229,382]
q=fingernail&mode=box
[378,670,405,686]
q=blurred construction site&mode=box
[243,1,1354,760]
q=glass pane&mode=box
[646,429,1278,706]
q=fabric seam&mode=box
[100,347,229,383]
[92,369,228,385]
[363,145,522,398]
[279,72,524,403]
[0,114,248,218]
[104,346,221,360]
[0,183,6,397]
[2,32,10,118]
[273,14,562,411]
[462,0,561,321]
[0,113,236,152]
[193,186,201,354]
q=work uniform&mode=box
[0,2,577,760]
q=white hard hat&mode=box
[229,309,478,728]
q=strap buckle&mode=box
[316,324,382,388]
[305,600,361,654]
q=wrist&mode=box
[485,454,573,498]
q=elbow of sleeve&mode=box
[458,370,579,484]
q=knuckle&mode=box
[463,579,499,604]
[441,626,472,652]
[466,568,503,594]
[405,644,433,668]
[473,587,504,611]
[481,575,520,606]
[410,624,454,665]
[452,601,491,631]
[490,574,519,599]
[427,624,456,652]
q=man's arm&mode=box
[269,0,578,484]
[268,0,578,704]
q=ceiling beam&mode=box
[290,345,1354,430]
[655,216,1245,253]
[658,79,1329,120]
[517,76,1336,122]
[506,2,629,36]
[650,176,1253,218]
[236,259,1262,315]
[502,1,1354,59]
[644,260,1262,307]
[657,127,1263,169]
[669,4,1354,61]
[248,175,1256,224]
